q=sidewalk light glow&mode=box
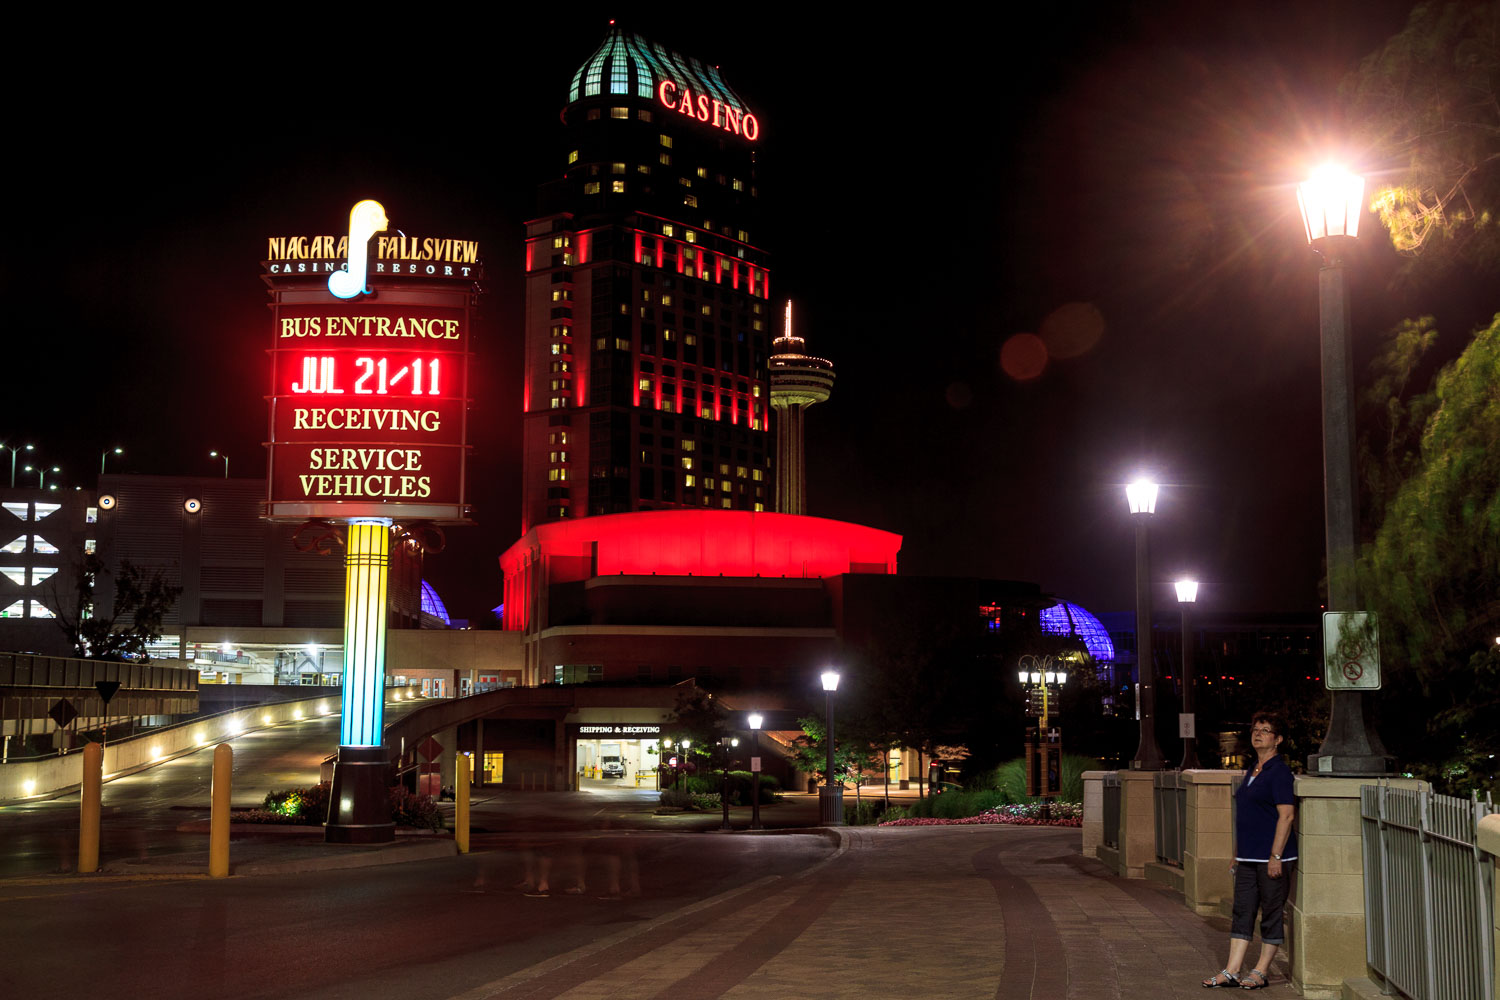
[340,519,391,746]
[1125,479,1159,515]
[1175,579,1199,603]
[821,669,840,692]
[748,713,763,730]
[1297,165,1364,242]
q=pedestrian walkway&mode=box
[443,825,1288,1000]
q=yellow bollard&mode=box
[455,754,470,854]
[209,743,232,878]
[78,742,102,873]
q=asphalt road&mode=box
[0,831,834,1000]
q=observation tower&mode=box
[769,301,835,514]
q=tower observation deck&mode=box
[769,301,835,515]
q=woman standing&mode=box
[1202,712,1298,990]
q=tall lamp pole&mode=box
[1127,479,1167,769]
[718,736,738,830]
[819,670,843,826]
[1175,579,1200,769]
[1296,166,1391,775]
[748,713,764,830]
[209,451,229,478]
[101,447,123,475]
[5,443,34,488]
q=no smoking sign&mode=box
[1323,612,1381,691]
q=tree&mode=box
[786,713,884,802]
[1343,1,1500,277]
[51,554,181,659]
[1355,312,1500,793]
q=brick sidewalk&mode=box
[445,825,1292,1000]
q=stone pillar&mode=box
[1476,814,1500,1000]
[1117,769,1158,878]
[1289,776,1424,999]
[1182,770,1236,914]
[1081,770,1107,858]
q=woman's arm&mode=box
[1268,804,1294,878]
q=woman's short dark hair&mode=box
[1251,711,1285,737]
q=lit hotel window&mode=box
[584,182,600,195]
[568,150,579,163]
[659,153,671,166]
[551,344,562,355]
[84,539,96,554]
[684,231,696,243]
[736,466,747,478]
[701,305,712,317]
[700,407,713,419]
[636,164,651,174]
[704,477,715,490]
[612,180,625,193]
[679,176,692,188]
[684,474,696,487]
[639,378,652,392]
[661,224,674,237]
[685,334,697,346]
[753,502,764,512]
[696,167,707,178]
[612,162,626,174]
[553,235,571,248]
[550,431,569,445]
[610,107,628,118]
[752,469,764,482]
[681,457,694,470]
[732,178,743,191]
[637,109,652,122]
[682,440,695,452]
[659,134,673,147]
[661,294,673,306]
[683,194,697,208]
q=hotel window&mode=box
[660,294,672,306]
[84,539,96,554]
[752,385,761,397]
[704,477,715,490]
[680,457,694,470]
[732,178,743,191]
[684,333,697,346]
[659,134,673,147]
[639,378,652,392]
[736,466,747,478]
[661,224,674,237]
[683,194,697,208]
[737,230,748,242]
[568,150,579,163]
[701,305,712,316]
[611,180,625,193]
[552,235,572,248]
[679,176,692,188]
[684,474,696,487]
[551,289,573,301]
[584,182,600,194]
[550,431,569,445]
[636,163,651,174]
[550,344,562,355]
[752,468,763,481]
[549,451,569,463]
[85,506,98,523]
[682,439,695,452]
[587,108,601,120]
[721,498,732,509]
[696,167,707,178]
[611,162,626,174]
[551,397,570,409]
[684,231,696,244]
[637,109,652,122]
[718,463,730,475]
[753,502,764,512]
[659,153,671,166]
[610,107,628,118]
[699,407,713,419]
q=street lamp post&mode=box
[1126,479,1167,769]
[748,712,764,830]
[1175,579,1200,769]
[210,451,229,478]
[101,447,123,475]
[819,670,843,826]
[4,443,34,488]
[719,736,738,830]
[24,465,61,491]
[1296,166,1392,776]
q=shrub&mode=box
[261,782,331,823]
[680,770,780,804]
[388,785,444,830]
[659,786,695,808]
[845,799,893,826]
[978,754,1100,803]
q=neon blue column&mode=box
[340,519,390,746]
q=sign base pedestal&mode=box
[326,745,395,844]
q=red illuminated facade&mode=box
[521,28,773,532]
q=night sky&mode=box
[11,2,1491,623]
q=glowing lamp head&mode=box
[1030,671,1042,684]
[1044,671,1057,684]
[681,738,691,749]
[1018,670,1029,685]
[1297,165,1364,243]
[821,670,841,692]
[1057,671,1068,685]
[748,713,763,731]
[1176,579,1200,603]
[1126,479,1159,515]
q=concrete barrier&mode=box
[0,695,342,802]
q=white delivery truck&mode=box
[601,743,625,778]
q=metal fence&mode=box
[1362,783,1495,1000]
[1155,770,1186,867]
[1103,772,1121,849]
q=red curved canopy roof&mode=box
[500,510,900,581]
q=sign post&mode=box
[262,201,481,844]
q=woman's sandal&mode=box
[1202,970,1240,988]
[1240,970,1269,990]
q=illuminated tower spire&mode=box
[769,300,835,515]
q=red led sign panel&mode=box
[266,302,471,522]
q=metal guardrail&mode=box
[1154,770,1185,867]
[0,652,198,691]
[1103,772,1121,849]
[1362,783,1495,1000]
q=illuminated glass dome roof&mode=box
[1040,601,1115,663]
[420,580,450,625]
[567,27,747,109]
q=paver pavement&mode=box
[443,825,1288,1000]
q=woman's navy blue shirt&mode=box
[1234,753,1298,862]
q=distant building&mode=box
[0,486,94,656]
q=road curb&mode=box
[102,837,458,877]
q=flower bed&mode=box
[880,801,1082,828]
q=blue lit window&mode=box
[609,43,629,95]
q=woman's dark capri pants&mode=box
[1231,861,1294,945]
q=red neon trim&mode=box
[675,241,684,275]
[732,262,739,290]
[578,231,590,265]
[526,242,534,272]
[634,231,642,264]
[762,270,769,300]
